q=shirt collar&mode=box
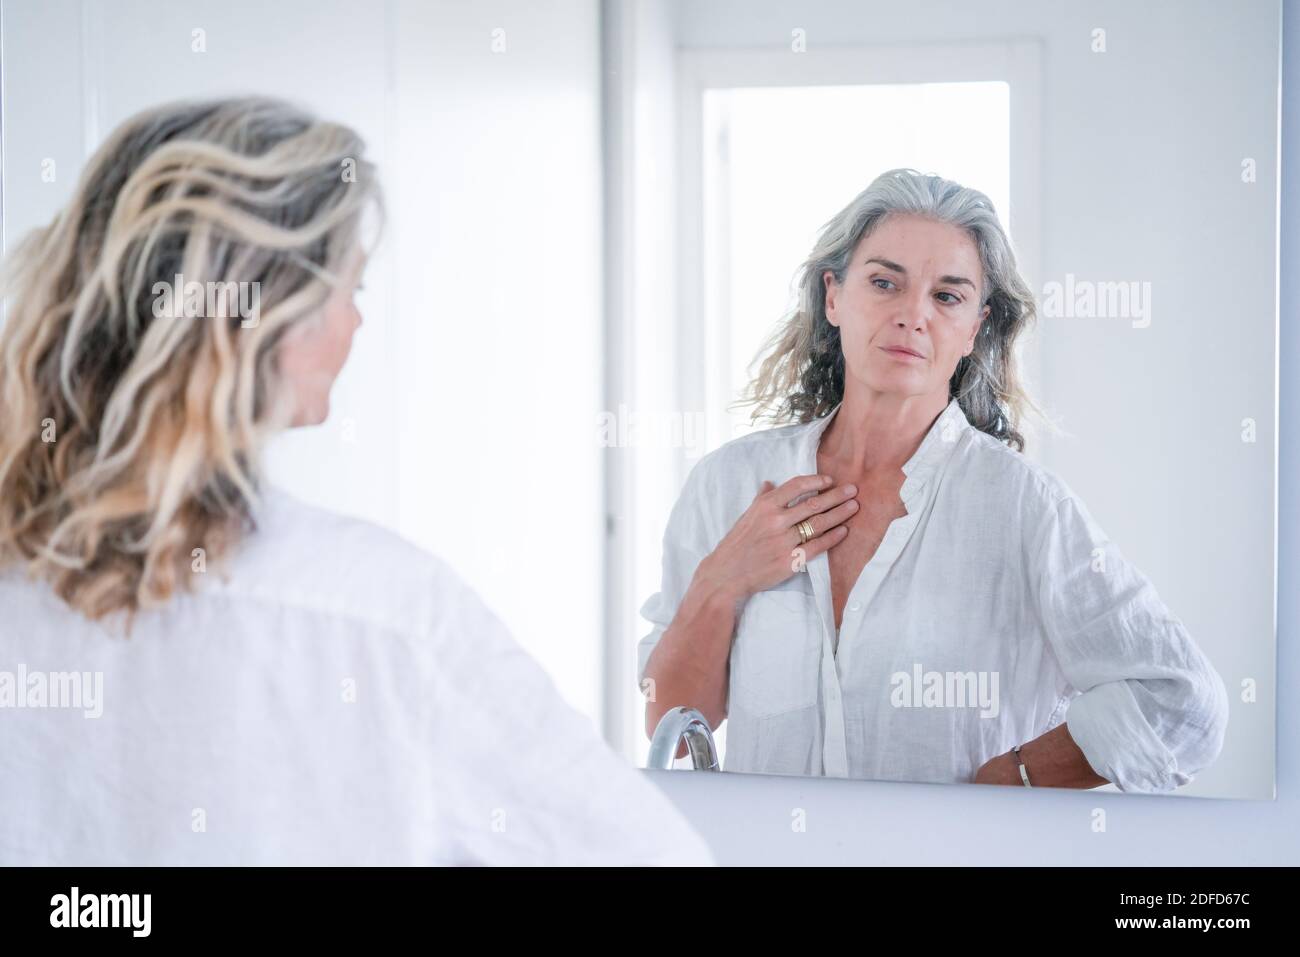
[797,396,970,510]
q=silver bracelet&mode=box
[1012,744,1033,787]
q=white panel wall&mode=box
[387,0,604,717]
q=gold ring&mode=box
[797,520,815,544]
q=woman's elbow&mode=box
[1174,668,1231,778]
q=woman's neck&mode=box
[819,387,949,476]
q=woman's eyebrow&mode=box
[865,257,976,289]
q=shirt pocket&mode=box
[728,574,822,718]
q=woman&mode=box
[639,169,1228,791]
[0,96,711,865]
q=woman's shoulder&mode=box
[946,430,1112,562]
[211,485,471,640]
[952,426,1077,512]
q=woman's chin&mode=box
[859,367,931,395]
[290,401,329,429]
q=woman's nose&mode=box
[896,291,933,328]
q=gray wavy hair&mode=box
[736,168,1042,451]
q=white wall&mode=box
[0,0,605,720]
[384,0,604,718]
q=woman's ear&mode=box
[967,303,991,352]
[823,270,840,327]
[963,308,989,356]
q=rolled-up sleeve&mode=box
[1030,493,1229,792]
[636,456,717,687]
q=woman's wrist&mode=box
[691,554,749,611]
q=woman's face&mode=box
[824,213,989,402]
[279,247,367,427]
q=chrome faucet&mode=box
[647,707,720,771]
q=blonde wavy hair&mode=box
[737,169,1043,450]
[0,96,382,624]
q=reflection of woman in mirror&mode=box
[639,168,1228,791]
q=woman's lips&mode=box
[880,346,925,361]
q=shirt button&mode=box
[849,601,861,612]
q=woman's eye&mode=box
[936,291,960,304]
[871,278,896,291]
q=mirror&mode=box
[618,0,1279,799]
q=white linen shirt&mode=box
[638,397,1229,792]
[0,487,713,866]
